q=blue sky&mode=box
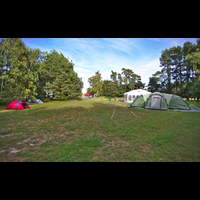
[22,38,198,93]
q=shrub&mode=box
[44,98,51,102]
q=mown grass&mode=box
[0,98,200,162]
[187,100,200,108]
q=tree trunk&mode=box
[0,78,3,96]
[0,38,6,97]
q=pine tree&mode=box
[88,71,102,96]
[159,49,173,93]
[43,50,83,100]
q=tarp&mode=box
[6,100,30,110]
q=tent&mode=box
[44,98,51,102]
[128,93,151,108]
[6,100,30,110]
[129,92,190,110]
[27,99,44,104]
[124,89,151,103]
[144,92,169,110]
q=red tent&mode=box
[6,100,30,110]
[83,92,91,96]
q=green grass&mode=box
[187,100,200,108]
[0,98,200,162]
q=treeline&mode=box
[148,39,200,99]
[87,68,145,97]
[0,38,83,104]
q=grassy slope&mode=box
[0,98,200,162]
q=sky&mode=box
[21,38,198,93]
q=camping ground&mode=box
[0,97,200,162]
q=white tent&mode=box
[124,89,151,103]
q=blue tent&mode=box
[27,99,44,104]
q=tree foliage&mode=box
[88,71,103,96]
[88,69,145,97]
[0,38,83,103]
[43,50,83,100]
[148,38,200,99]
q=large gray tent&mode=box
[128,92,190,111]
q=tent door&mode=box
[151,95,161,109]
[16,101,22,109]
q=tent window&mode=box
[132,95,135,99]
[128,95,131,101]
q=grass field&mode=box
[0,97,200,162]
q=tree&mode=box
[88,70,102,96]
[169,46,184,95]
[0,38,47,102]
[102,80,111,96]
[43,50,83,100]
[148,77,160,92]
[185,46,200,99]
[160,49,173,93]
[152,39,200,99]
[121,68,133,92]
[182,42,194,82]
[106,82,119,97]
[134,74,143,89]
[185,47,200,72]
[25,48,46,100]
[123,76,128,93]
[118,84,126,96]
[117,73,123,85]
[110,70,118,83]
[0,38,30,101]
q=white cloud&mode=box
[74,67,92,73]
[48,39,162,91]
[147,38,161,42]
[77,58,161,93]
[134,58,161,85]
[102,38,138,53]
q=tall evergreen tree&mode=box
[160,49,173,93]
[110,70,118,83]
[88,71,102,96]
[117,73,123,85]
[44,50,83,100]
[102,80,111,96]
[106,82,119,97]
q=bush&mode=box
[37,95,45,101]
[44,98,51,102]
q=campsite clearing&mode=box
[0,98,200,162]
